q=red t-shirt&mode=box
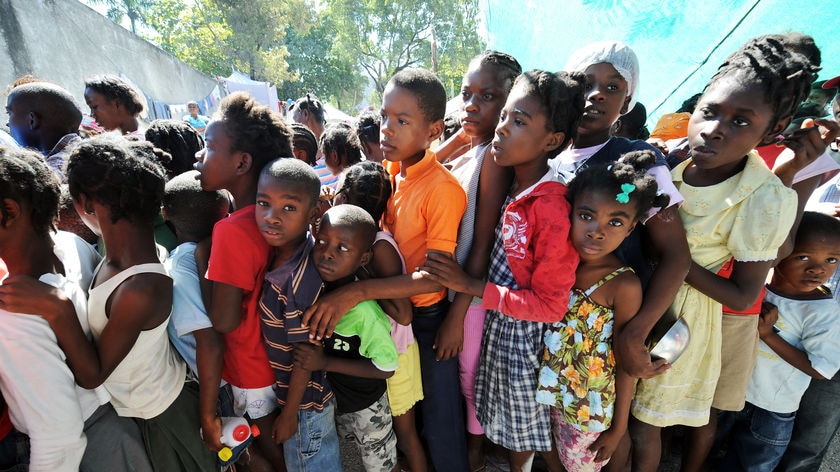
[207,205,275,388]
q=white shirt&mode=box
[0,232,108,472]
[747,287,840,413]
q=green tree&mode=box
[326,0,484,103]
[277,16,367,111]
[86,0,155,34]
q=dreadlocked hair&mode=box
[471,50,523,92]
[513,70,587,156]
[215,92,294,174]
[0,147,60,235]
[67,134,170,224]
[707,33,821,127]
[335,161,392,224]
[568,150,670,220]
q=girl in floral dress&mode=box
[536,151,668,472]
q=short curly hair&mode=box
[388,68,447,122]
[84,75,145,117]
[67,134,170,224]
[214,92,294,174]
[0,147,60,235]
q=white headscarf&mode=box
[564,41,640,112]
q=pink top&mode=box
[375,231,414,354]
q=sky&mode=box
[480,0,840,125]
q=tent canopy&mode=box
[481,0,840,125]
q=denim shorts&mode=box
[721,402,796,472]
[282,399,342,471]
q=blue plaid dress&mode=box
[475,196,553,452]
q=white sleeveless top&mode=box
[88,262,185,419]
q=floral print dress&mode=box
[536,267,631,433]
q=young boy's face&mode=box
[195,121,240,192]
[379,83,443,168]
[255,175,318,252]
[578,62,631,139]
[773,234,840,296]
[313,218,371,284]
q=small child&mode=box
[420,69,584,470]
[321,123,363,179]
[291,122,319,166]
[721,212,840,471]
[255,158,342,470]
[161,171,232,455]
[536,151,668,472]
[355,110,384,163]
[196,91,294,470]
[333,161,426,472]
[294,204,399,472]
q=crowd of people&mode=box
[1,30,840,472]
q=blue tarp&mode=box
[481,0,840,125]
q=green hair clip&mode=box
[616,183,636,204]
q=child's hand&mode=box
[272,410,298,444]
[200,415,224,451]
[588,427,625,463]
[434,310,464,361]
[419,252,484,297]
[302,286,357,340]
[774,119,840,185]
[293,342,327,371]
[758,301,779,339]
[0,275,72,321]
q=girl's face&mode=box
[84,88,123,131]
[460,62,509,142]
[688,76,783,176]
[491,83,563,168]
[72,196,102,238]
[578,63,630,140]
[194,121,241,192]
[571,189,636,262]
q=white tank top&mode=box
[88,262,185,419]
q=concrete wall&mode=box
[0,0,217,114]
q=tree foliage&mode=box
[82,0,485,112]
[325,0,484,103]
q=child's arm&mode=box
[303,258,449,339]
[422,193,578,323]
[195,327,225,451]
[294,342,394,379]
[433,128,471,163]
[616,205,690,378]
[685,259,773,311]
[208,282,243,333]
[758,302,825,379]
[589,272,642,462]
[436,155,512,361]
[366,240,413,326]
[273,351,308,444]
[0,273,170,389]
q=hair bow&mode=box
[616,183,636,204]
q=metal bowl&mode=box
[649,316,691,364]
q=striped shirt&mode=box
[259,235,333,411]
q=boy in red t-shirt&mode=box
[195,91,293,470]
